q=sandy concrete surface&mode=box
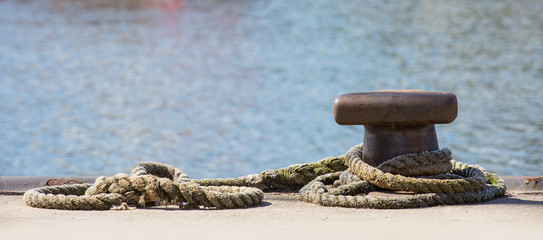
[1,191,542,240]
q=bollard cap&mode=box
[334,89,457,125]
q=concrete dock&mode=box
[1,177,542,240]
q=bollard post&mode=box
[333,89,457,166]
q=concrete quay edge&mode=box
[2,176,542,240]
[1,191,542,240]
[0,176,98,194]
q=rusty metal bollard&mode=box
[334,89,457,167]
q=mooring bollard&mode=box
[334,89,457,166]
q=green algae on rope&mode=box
[194,156,347,191]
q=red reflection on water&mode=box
[160,0,184,11]
[46,0,185,12]
[144,0,184,12]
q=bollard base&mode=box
[362,124,439,166]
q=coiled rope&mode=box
[23,144,505,210]
[300,144,506,208]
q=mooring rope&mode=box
[23,144,505,210]
[299,144,506,209]
[24,162,264,210]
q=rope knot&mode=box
[24,163,264,210]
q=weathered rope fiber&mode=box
[299,144,506,209]
[24,164,264,210]
[23,144,505,210]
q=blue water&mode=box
[1,0,542,178]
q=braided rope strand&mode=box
[23,184,127,210]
